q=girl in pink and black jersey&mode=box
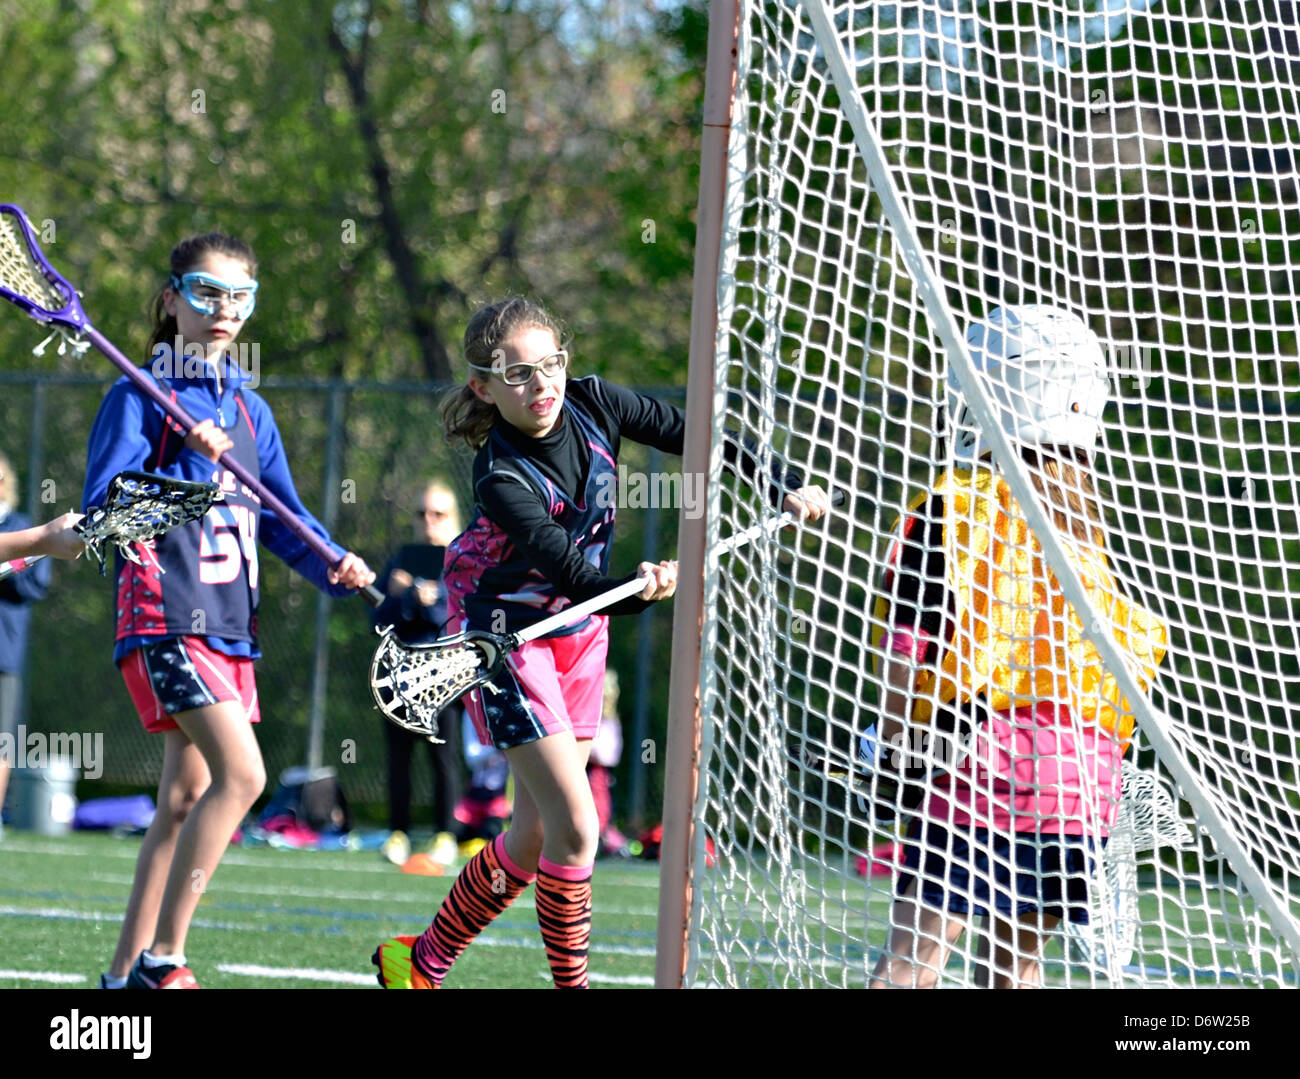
[866,306,1167,989]
[85,233,374,989]
[373,297,828,989]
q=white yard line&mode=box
[473,936,656,958]
[0,970,86,984]
[1,839,397,873]
[83,871,447,906]
[545,971,655,986]
[217,963,378,986]
[3,837,665,886]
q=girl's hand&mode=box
[38,512,85,560]
[636,559,678,602]
[329,551,376,590]
[185,419,234,464]
[783,485,831,522]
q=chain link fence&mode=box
[0,372,681,828]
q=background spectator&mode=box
[373,480,464,869]
[0,451,54,838]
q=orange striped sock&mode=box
[413,835,533,986]
[535,858,593,989]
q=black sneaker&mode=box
[126,952,200,989]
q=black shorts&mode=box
[897,818,1105,924]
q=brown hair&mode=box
[1020,445,1106,548]
[442,297,566,449]
[146,233,258,357]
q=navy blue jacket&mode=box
[83,349,351,661]
[0,508,51,673]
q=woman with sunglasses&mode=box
[372,297,829,989]
[372,479,465,871]
[84,233,373,989]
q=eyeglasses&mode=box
[416,508,451,519]
[171,271,259,321]
[469,350,568,387]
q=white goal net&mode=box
[666,0,1300,988]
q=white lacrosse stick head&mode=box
[369,627,499,742]
[948,305,1110,461]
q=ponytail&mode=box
[442,383,498,450]
[1022,445,1106,548]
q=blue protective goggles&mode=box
[170,271,259,321]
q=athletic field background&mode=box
[0,832,663,989]
[3,830,1263,989]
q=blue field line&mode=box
[0,838,664,886]
[73,869,659,916]
[855,946,1299,987]
[0,887,117,904]
[0,885,658,945]
[1115,962,1297,985]
[198,899,661,939]
[468,934,656,959]
[0,904,653,955]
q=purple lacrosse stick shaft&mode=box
[82,326,382,607]
[0,203,378,604]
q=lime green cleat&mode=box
[372,936,437,989]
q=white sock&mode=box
[142,950,187,968]
[100,973,127,989]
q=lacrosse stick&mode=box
[0,470,221,581]
[0,203,382,605]
[1064,755,1196,973]
[371,491,845,740]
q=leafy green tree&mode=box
[0,0,708,388]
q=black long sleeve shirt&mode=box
[472,376,801,617]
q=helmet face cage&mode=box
[170,271,259,321]
[947,305,1110,462]
[948,399,980,460]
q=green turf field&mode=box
[0,831,662,989]
[2,831,1287,989]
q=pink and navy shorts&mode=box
[464,616,608,751]
[120,636,261,734]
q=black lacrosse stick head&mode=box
[369,625,511,742]
[0,204,90,331]
[787,737,929,826]
[77,469,221,574]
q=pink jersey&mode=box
[885,628,1124,836]
[925,700,1124,836]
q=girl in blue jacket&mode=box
[85,233,374,989]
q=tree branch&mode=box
[327,9,453,382]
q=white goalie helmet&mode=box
[947,304,1110,461]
